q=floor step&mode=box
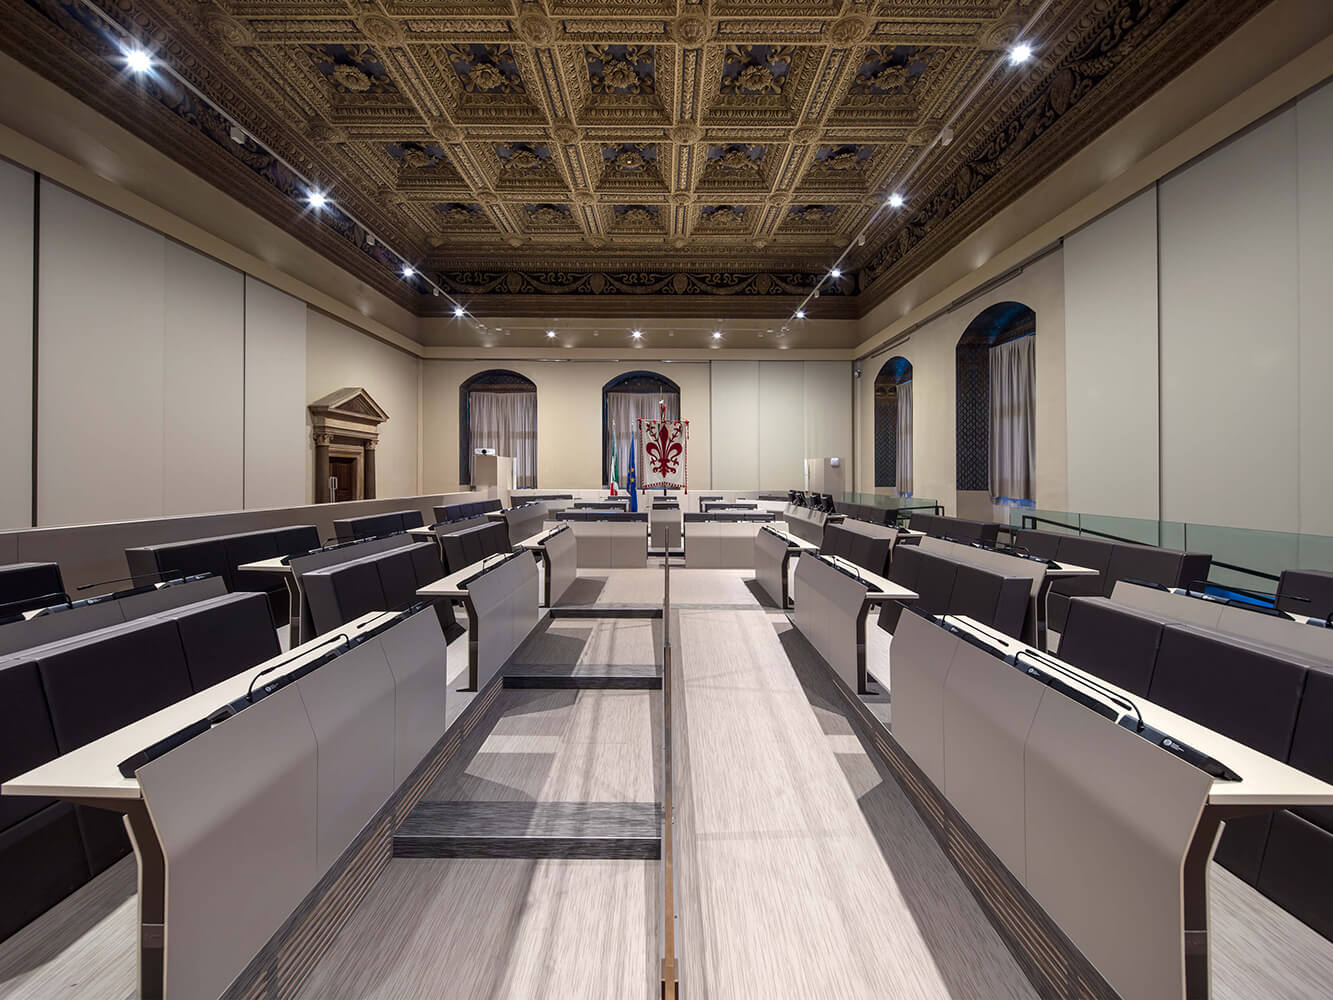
[394,801,662,859]
[504,663,662,690]
[548,605,663,619]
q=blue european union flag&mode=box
[627,434,638,513]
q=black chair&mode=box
[1014,528,1064,561]
[374,548,425,611]
[1276,569,1333,620]
[1149,626,1310,883]
[1057,598,1168,697]
[1046,536,1116,633]
[0,563,67,616]
[172,593,279,692]
[949,565,1030,638]
[1105,544,1212,595]
[1259,667,1333,939]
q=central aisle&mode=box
[673,605,1040,1000]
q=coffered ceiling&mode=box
[6,0,1268,319]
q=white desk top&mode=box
[761,524,820,553]
[236,556,293,576]
[944,614,1333,808]
[822,555,918,603]
[416,555,508,600]
[1046,561,1098,579]
[485,511,508,522]
[515,525,570,551]
[1,612,389,802]
[407,525,436,537]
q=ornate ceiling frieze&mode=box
[2,0,1272,320]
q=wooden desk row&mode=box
[888,611,1333,1000]
[3,608,449,1000]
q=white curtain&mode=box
[469,390,537,488]
[896,379,913,496]
[988,336,1035,502]
[606,391,679,486]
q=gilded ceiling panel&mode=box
[2,0,1273,318]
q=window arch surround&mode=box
[459,369,537,487]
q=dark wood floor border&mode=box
[821,661,1122,1000]
[221,671,506,1000]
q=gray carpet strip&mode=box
[393,801,662,860]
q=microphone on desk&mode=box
[75,568,193,592]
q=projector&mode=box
[474,448,496,455]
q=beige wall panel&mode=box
[0,159,32,530]
[1160,110,1300,531]
[306,309,420,501]
[244,276,307,508]
[759,362,805,492]
[708,360,759,490]
[38,181,165,526]
[1298,81,1333,537]
[801,361,853,486]
[422,360,712,492]
[162,241,244,515]
[854,252,1066,516]
[1064,188,1160,520]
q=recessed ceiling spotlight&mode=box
[795,309,806,319]
[306,189,328,210]
[1009,43,1033,65]
[229,124,246,145]
[857,233,867,247]
[830,268,841,279]
[124,47,152,74]
[712,331,722,339]
[631,329,643,338]
[366,234,376,247]
[546,329,556,338]
[939,126,954,146]
[432,288,440,297]
[401,265,415,278]
[453,305,465,317]
[887,193,905,209]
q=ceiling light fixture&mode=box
[124,47,152,74]
[830,268,841,279]
[631,329,643,338]
[229,124,246,145]
[546,329,557,338]
[1009,43,1033,65]
[432,288,440,297]
[401,265,415,278]
[887,193,905,209]
[712,331,722,339]
[795,310,806,319]
[306,189,327,210]
[453,305,465,317]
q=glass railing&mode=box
[1009,508,1333,594]
[838,492,940,513]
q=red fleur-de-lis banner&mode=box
[637,416,689,492]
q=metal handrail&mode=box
[660,552,678,1000]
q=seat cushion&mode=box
[37,621,194,754]
[152,538,234,590]
[1277,569,1333,620]
[0,661,60,829]
[1149,625,1309,883]
[273,525,319,558]
[407,543,445,589]
[441,533,468,575]
[0,563,66,615]
[1106,544,1187,592]
[400,510,425,530]
[0,804,90,941]
[375,549,421,611]
[914,552,958,618]
[174,592,280,692]
[1014,529,1063,561]
[1057,598,1166,697]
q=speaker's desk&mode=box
[792,552,917,695]
[890,612,1333,1000]
[1,612,418,1000]
[514,524,576,607]
[753,524,819,610]
[417,552,538,691]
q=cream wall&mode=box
[0,159,32,531]
[305,310,422,503]
[854,250,1068,517]
[423,360,714,492]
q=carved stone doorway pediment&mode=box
[309,387,390,503]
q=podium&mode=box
[473,453,514,508]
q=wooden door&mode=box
[330,457,357,502]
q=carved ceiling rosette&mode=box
[790,124,821,145]
[572,189,596,206]
[671,123,703,145]
[516,13,558,47]
[357,15,403,48]
[550,123,582,145]
[429,119,464,144]
[306,119,347,144]
[670,14,711,47]
[203,13,254,48]
[828,16,870,48]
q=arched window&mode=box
[873,357,913,495]
[459,370,537,488]
[602,372,679,488]
[956,302,1035,504]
